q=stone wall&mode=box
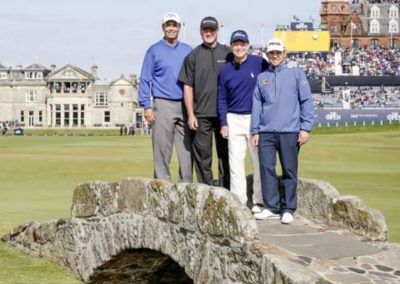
[297,178,387,241]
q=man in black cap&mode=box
[179,16,231,189]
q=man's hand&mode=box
[144,108,155,124]
[188,114,198,130]
[252,134,259,147]
[220,126,228,139]
[298,130,310,146]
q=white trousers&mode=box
[227,113,262,205]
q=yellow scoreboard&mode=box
[274,30,330,52]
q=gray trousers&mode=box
[152,98,193,182]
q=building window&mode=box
[64,82,71,93]
[352,39,360,49]
[72,104,79,126]
[104,111,111,123]
[55,104,61,126]
[389,5,398,19]
[0,72,7,79]
[370,19,380,33]
[20,110,25,123]
[64,70,76,78]
[371,6,380,19]
[64,104,70,127]
[28,111,34,127]
[370,38,380,48]
[25,90,37,102]
[95,92,108,106]
[80,105,85,126]
[24,72,42,79]
[39,111,43,123]
[54,82,62,93]
[390,38,398,49]
[389,19,399,33]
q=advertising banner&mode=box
[314,109,400,125]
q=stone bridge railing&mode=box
[2,177,388,283]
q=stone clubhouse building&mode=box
[0,63,141,128]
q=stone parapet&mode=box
[297,178,387,241]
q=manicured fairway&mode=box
[0,128,399,283]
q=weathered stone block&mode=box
[297,178,339,223]
[197,186,258,243]
[118,177,149,213]
[71,183,98,218]
[331,196,387,241]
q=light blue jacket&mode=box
[251,62,314,134]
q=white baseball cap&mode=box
[162,12,180,24]
[266,38,285,52]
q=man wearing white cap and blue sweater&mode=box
[251,38,314,224]
[218,30,268,210]
[138,12,193,182]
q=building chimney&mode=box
[361,1,366,16]
[91,64,98,78]
[51,64,56,73]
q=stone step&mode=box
[257,220,380,259]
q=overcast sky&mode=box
[0,0,322,78]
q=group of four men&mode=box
[138,13,314,225]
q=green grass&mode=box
[0,127,399,283]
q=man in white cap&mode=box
[138,12,193,182]
[218,30,268,211]
[251,38,314,224]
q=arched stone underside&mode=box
[2,177,390,283]
[87,249,192,284]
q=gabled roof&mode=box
[48,64,94,80]
[110,75,133,86]
[0,63,9,70]
[24,63,48,70]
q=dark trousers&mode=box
[258,133,299,214]
[192,117,230,189]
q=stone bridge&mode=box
[2,177,400,283]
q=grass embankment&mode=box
[0,125,399,283]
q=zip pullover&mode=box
[251,62,314,133]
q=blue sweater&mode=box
[138,39,192,109]
[218,55,268,126]
[251,63,314,133]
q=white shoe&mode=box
[251,204,263,214]
[254,209,280,220]
[281,212,294,224]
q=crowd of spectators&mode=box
[313,86,400,109]
[250,46,400,78]
[336,47,400,76]
[364,1,400,4]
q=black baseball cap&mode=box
[200,16,219,30]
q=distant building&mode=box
[320,0,400,49]
[0,63,142,128]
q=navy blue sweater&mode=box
[217,54,268,126]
